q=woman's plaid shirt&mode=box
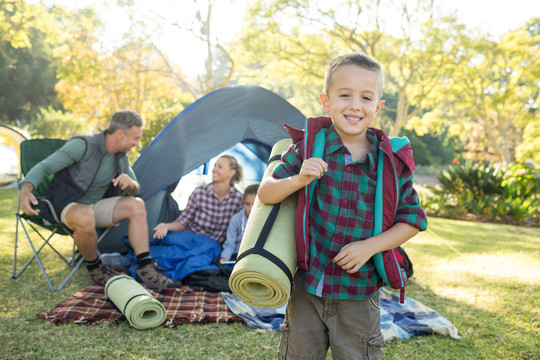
[272,127,427,300]
[176,183,244,244]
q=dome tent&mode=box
[100,85,306,252]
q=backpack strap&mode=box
[372,136,410,303]
[308,128,327,202]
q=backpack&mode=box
[182,259,233,292]
[395,246,414,279]
[311,129,411,303]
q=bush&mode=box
[425,160,539,224]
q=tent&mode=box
[0,124,30,187]
[100,85,306,252]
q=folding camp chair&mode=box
[13,139,110,291]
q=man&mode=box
[19,110,179,289]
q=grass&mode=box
[1,188,539,359]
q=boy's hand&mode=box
[298,158,328,185]
[333,240,376,274]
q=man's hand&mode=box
[19,182,40,216]
[333,240,376,274]
[112,173,138,194]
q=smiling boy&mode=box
[258,53,427,359]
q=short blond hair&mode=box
[324,53,383,100]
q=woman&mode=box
[152,155,244,244]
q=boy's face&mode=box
[243,194,256,218]
[319,64,384,143]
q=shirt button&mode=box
[343,199,348,205]
[336,233,343,238]
[346,166,352,172]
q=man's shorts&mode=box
[60,196,121,230]
[278,273,384,360]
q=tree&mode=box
[117,0,237,99]
[53,7,190,141]
[445,26,539,164]
[0,31,60,126]
[235,0,463,136]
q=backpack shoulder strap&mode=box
[307,128,327,202]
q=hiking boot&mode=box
[135,261,182,289]
[88,263,124,286]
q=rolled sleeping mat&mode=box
[105,274,167,329]
[229,138,297,308]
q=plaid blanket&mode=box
[36,285,243,327]
[223,288,461,342]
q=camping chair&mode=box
[13,139,111,291]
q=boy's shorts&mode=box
[60,197,121,230]
[278,273,384,360]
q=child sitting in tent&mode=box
[152,155,244,244]
[219,184,259,263]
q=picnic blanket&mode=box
[222,288,461,342]
[36,285,242,327]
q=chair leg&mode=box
[13,218,114,291]
[13,214,56,291]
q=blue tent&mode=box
[100,85,306,252]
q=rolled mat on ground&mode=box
[36,284,242,327]
[229,139,298,309]
[104,275,167,329]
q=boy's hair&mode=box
[324,53,383,100]
[107,110,144,134]
[220,155,243,184]
[243,184,259,199]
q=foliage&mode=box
[32,107,91,139]
[426,160,539,223]
[443,26,540,164]
[235,0,466,137]
[0,37,60,126]
[1,188,539,359]
[401,128,462,167]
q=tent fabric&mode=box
[0,123,29,187]
[100,86,306,253]
[133,85,306,200]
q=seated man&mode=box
[19,110,179,289]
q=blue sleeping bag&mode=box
[123,231,222,281]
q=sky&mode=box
[44,0,539,78]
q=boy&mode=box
[258,53,427,359]
[219,184,259,263]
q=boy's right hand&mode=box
[298,158,328,186]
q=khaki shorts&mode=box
[60,197,121,230]
[278,273,384,360]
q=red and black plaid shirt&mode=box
[273,127,427,300]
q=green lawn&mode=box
[1,188,539,359]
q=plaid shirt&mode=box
[273,126,427,300]
[176,183,243,244]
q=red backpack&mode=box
[311,130,412,303]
